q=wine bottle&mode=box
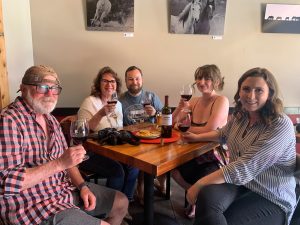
[161,95,172,138]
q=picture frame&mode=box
[86,0,134,32]
[262,4,300,34]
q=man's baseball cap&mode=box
[21,65,60,86]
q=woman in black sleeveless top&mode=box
[172,64,229,218]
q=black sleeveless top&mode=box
[191,96,219,126]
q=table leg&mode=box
[166,172,171,200]
[144,173,154,225]
[132,173,179,225]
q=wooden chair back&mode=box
[60,115,77,146]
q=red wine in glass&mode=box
[108,92,119,128]
[180,85,193,112]
[107,100,118,105]
[70,119,89,161]
[177,111,191,145]
[181,94,192,101]
[178,125,190,132]
[142,92,152,107]
[72,135,88,144]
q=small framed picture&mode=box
[262,4,300,34]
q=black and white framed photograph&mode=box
[86,0,134,32]
[262,4,300,34]
[169,0,227,35]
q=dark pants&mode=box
[179,160,219,185]
[194,183,285,225]
[80,153,139,200]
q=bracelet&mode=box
[78,181,89,191]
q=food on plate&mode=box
[136,129,160,138]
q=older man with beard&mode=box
[0,65,128,225]
[119,66,163,126]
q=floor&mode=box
[97,177,194,225]
[128,178,194,225]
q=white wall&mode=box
[2,0,34,100]
[10,0,300,107]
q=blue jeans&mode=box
[80,153,138,200]
[194,183,285,225]
[122,164,139,201]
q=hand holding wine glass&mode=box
[70,119,89,161]
[141,92,153,118]
[142,92,152,107]
[177,111,191,145]
[180,84,193,112]
[107,92,119,128]
[107,92,118,106]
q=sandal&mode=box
[185,204,196,219]
[154,178,167,196]
[124,212,133,221]
[135,187,144,206]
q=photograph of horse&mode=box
[86,0,134,32]
[90,0,111,27]
[169,0,227,35]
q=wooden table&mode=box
[296,133,300,143]
[85,130,218,225]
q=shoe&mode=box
[185,204,195,219]
[121,220,129,225]
[154,178,169,196]
[124,212,133,221]
[135,188,144,206]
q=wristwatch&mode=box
[78,181,89,191]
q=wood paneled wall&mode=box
[0,1,9,109]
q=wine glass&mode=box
[180,84,193,112]
[141,92,152,107]
[177,111,191,145]
[107,92,119,128]
[70,119,89,161]
[141,92,153,119]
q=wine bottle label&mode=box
[161,114,172,126]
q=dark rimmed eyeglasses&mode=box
[27,84,62,95]
[101,79,116,84]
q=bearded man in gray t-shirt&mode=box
[119,66,163,126]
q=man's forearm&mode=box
[22,159,64,190]
[67,167,85,188]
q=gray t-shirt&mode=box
[119,90,163,126]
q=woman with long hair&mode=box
[78,66,139,203]
[184,67,296,225]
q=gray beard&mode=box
[25,91,57,114]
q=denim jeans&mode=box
[194,183,285,225]
[80,153,138,200]
[122,164,139,201]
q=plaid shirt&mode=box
[0,97,76,225]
